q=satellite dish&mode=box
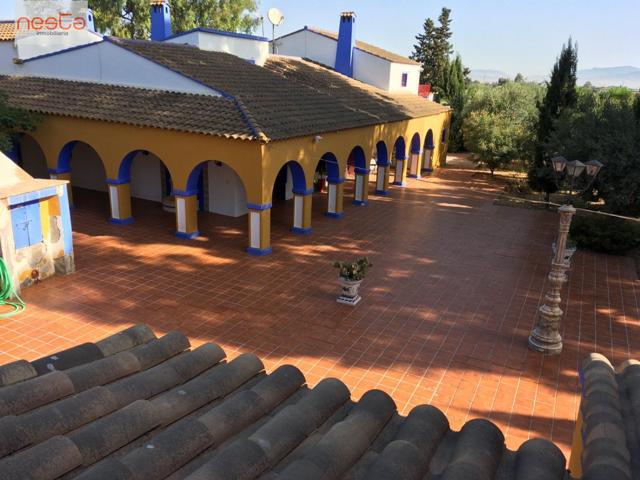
[267,7,284,26]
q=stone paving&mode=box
[1,164,638,457]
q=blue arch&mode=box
[394,137,406,160]
[320,152,341,182]
[375,141,389,167]
[410,133,421,154]
[116,150,144,183]
[349,146,368,170]
[53,141,78,173]
[424,130,434,149]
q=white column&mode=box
[109,185,120,219]
[328,183,337,213]
[409,152,421,178]
[293,194,303,229]
[376,166,386,193]
[249,210,261,249]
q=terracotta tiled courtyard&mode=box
[1,163,638,457]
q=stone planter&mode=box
[337,277,362,306]
[552,242,577,266]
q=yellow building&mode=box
[1,35,450,255]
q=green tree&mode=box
[545,87,640,215]
[463,81,543,175]
[89,0,259,40]
[411,7,453,96]
[528,39,578,196]
[441,54,467,151]
[514,73,525,83]
[0,91,41,154]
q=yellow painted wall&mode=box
[26,109,451,208]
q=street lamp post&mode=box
[528,156,603,354]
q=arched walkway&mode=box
[408,133,422,178]
[315,152,343,218]
[423,129,435,172]
[13,133,49,179]
[392,136,407,186]
[347,146,370,206]
[107,150,174,225]
[270,160,310,236]
[374,141,390,195]
[55,140,108,211]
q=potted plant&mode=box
[333,257,372,306]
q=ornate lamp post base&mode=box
[528,204,576,355]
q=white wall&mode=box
[130,153,163,202]
[15,30,102,61]
[0,42,16,71]
[275,30,337,69]
[70,143,106,192]
[165,31,269,66]
[2,41,218,95]
[207,162,247,217]
[388,63,421,94]
[352,49,391,91]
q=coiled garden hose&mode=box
[0,257,25,317]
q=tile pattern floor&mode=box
[1,165,638,458]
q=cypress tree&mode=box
[411,18,438,85]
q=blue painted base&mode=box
[407,174,421,179]
[175,231,200,240]
[247,246,273,256]
[109,217,134,225]
[375,189,389,196]
[421,168,434,173]
[392,181,406,187]
[352,200,369,206]
[291,227,313,235]
[325,211,344,219]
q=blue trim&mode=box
[174,189,199,197]
[106,178,130,185]
[21,38,106,63]
[324,211,344,219]
[163,27,268,42]
[247,246,273,256]
[292,188,314,196]
[151,1,172,41]
[109,217,134,225]
[247,202,272,211]
[291,227,313,235]
[48,167,70,175]
[8,186,58,206]
[176,231,200,239]
[393,181,406,187]
[408,174,420,179]
[375,189,389,196]
[354,167,370,175]
[423,168,434,173]
[352,200,369,206]
[327,177,346,185]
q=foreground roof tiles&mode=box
[0,324,569,480]
[579,353,640,480]
[0,21,15,41]
[0,76,256,140]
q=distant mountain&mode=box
[470,66,640,89]
[469,69,511,83]
[577,66,640,88]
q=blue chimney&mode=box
[84,9,95,32]
[151,0,172,41]
[335,12,355,77]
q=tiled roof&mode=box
[305,27,420,66]
[0,75,256,140]
[578,353,640,479]
[0,21,15,41]
[0,324,569,480]
[108,37,446,141]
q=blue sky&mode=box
[2,1,638,76]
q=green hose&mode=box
[0,257,25,317]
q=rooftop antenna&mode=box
[267,7,284,54]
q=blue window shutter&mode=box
[25,201,42,245]
[11,206,30,249]
[10,202,43,249]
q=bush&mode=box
[570,215,640,255]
